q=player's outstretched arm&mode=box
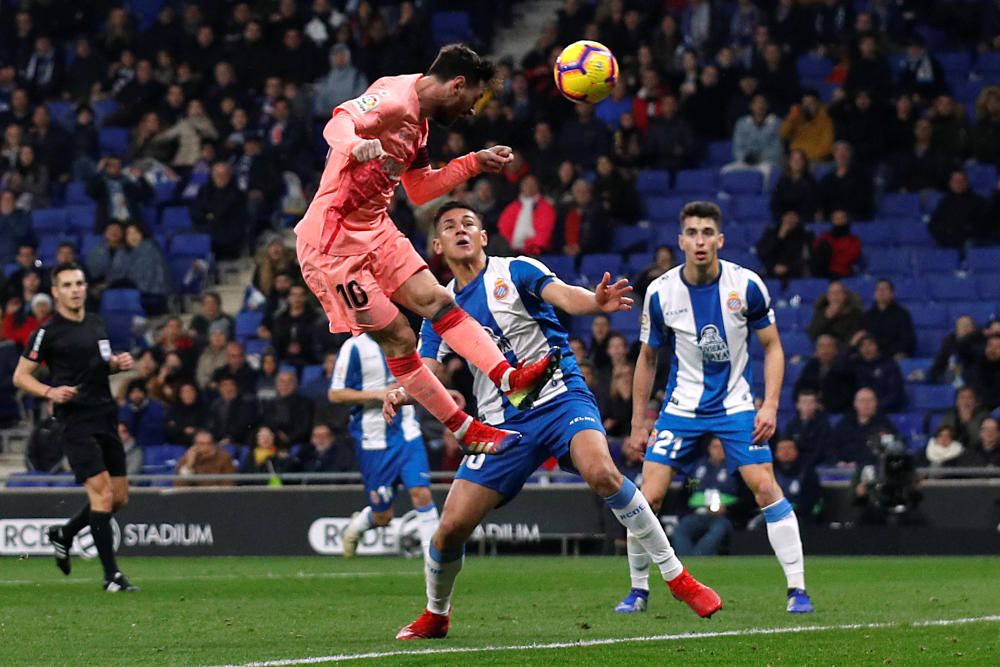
[400,146,512,205]
[626,343,658,457]
[541,272,634,315]
[329,385,397,406]
[753,323,785,443]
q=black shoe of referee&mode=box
[47,526,71,576]
[103,572,139,592]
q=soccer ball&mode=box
[553,40,618,104]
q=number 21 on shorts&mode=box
[650,429,683,459]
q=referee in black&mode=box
[13,263,138,591]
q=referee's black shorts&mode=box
[60,407,127,484]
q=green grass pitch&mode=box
[1,555,998,665]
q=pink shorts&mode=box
[296,231,428,335]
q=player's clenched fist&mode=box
[475,145,513,173]
[352,138,387,163]
[47,386,78,404]
[382,387,407,422]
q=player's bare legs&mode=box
[393,269,561,410]
[739,462,811,612]
[342,486,439,558]
[569,434,721,618]
[397,480,501,640]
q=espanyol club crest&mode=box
[493,278,510,300]
[726,291,743,313]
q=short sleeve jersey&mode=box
[22,312,116,416]
[640,260,775,418]
[294,73,429,256]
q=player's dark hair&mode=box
[876,278,895,291]
[679,201,723,229]
[433,200,481,232]
[50,261,84,285]
[427,44,497,88]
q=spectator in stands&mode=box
[155,99,219,171]
[633,245,676,299]
[961,417,1000,467]
[884,95,916,161]
[191,160,248,260]
[234,134,282,236]
[165,381,209,447]
[108,222,171,314]
[755,41,800,114]
[830,90,886,167]
[84,221,124,288]
[28,106,70,184]
[301,350,336,402]
[246,424,295,476]
[602,364,633,437]
[557,103,612,171]
[262,285,317,366]
[312,44,368,117]
[929,169,986,248]
[118,422,142,477]
[260,369,313,448]
[967,334,1000,411]
[263,97,309,177]
[756,209,814,280]
[86,155,152,231]
[524,121,560,195]
[147,348,188,406]
[254,350,280,404]
[928,95,971,163]
[769,148,819,221]
[809,282,864,346]
[208,374,258,446]
[298,422,353,477]
[811,209,861,279]
[939,386,988,450]
[66,38,105,102]
[189,291,234,346]
[210,341,258,394]
[2,144,50,209]
[973,86,1000,165]
[118,379,167,447]
[844,35,891,97]
[779,90,834,163]
[683,65,730,142]
[795,334,855,413]
[781,389,831,467]
[893,117,952,193]
[849,335,905,412]
[673,437,736,556]
[0,189,35,264]
[16,270,43,312]
[497,174,556,256]
[595,79,633,131]
[252,234,298,297]
[642,95,696,173]
[725,93,782,184]
[195,322,230,390]
[772,438,821,520]
[929,316,984,385]
[591,155,639,225]
[818,142,873,220]
[858,279,916,359]
[557,179,610,257]
[829,387,897,466]
[918,424,967,470]
[174,429,236,487]
[2,293,39,348]
[896,36,946,104]
[589,313,616,372]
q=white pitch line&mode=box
[0,571,420,586]
[211,615,1000,667]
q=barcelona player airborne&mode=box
[295,45,559,455]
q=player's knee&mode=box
[371,509,394,526]
[411,487,433,509]
[753,480,782,508]
[412,287,453,318]
[112,490,128,512]
[436,515,474,547]
[93,486,114,511]
[586,462,623,498]
[375,317,417,357]
[644,491,665,514]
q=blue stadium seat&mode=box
[169,233,211,258]
[785,361,804,387]
[643,195,688,222]
[889,411,928,450]
[719,169,764,195]
[613,226,651,253]
[966,163,997,194]
[948,302,996,326]
[65,180,90,205]
[879,193,921,219]
[976,275,1000,299]
[244,338,269,357]
[975,51,1000,78]
[673,168,717,194]
[81,233,103,257]
[892,278,927,302]
[908,384,955,412]
[5,472,51,488]
[927,276,972,301]
[142,444,187,485]
[609,310,640,337]
[99,290,144,349]
[721,249,758,271]
[31,208,67,235]
[38,236,72,265]
[916,328,947,357]
[731,194,770,220]
[912,248,960,274]
[431,11,473,48]
[153,181,177,205]
[235,311,264,342]
[908,302,948,328]
[841,276,875,298]
[937,51,973,78]
[705,140,733,167]
[786,278,829,304]
[898,357,932,381]
[100,288,143,313]
[92,99,118,124]
[220,444,249,469]
[66,204,97,233]
[796,54,833,79]
[578,253,623,281]
[98,127,129,156]
[46,100,75,128]
[871,248,912,276]
[635,170,670,196]
[300,364,324,388]
[772,305,797,330]
[538,255,576,283]
[783,331,813,358]
[920,191,944,215]
[853,222,893,246]
[966,247,1000,273]
[161,206,193,233]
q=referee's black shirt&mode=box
[22,312,116,417]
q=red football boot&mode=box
[667,568,723,618]
[499,347,562,410]
[396,609,451,640]
[458,419,521,456]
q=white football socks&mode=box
[626,532,651,590]
[763,497,806,590]
[415,503,440,555]
[346,506,375,538]
[605,478,684,585]
[425,543,464,615]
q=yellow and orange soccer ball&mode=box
[553,40,619,104]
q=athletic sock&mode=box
[425,543,464,615]
[431,306,511,384]
[626,531,651,591]
[763,497,806,591]
[89,511,119,581]
[386,353,470,432]
[346,506,375,537]
[415,503,440,555]
[604,478,683,583]
[63,503,90,540]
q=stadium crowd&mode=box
[2,0,1000,500]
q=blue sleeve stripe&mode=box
[418,319,442,359]
[345,346,363,390]
[511,258,554,298]
[647,292,665,348]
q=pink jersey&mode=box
[295,74,429,256]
